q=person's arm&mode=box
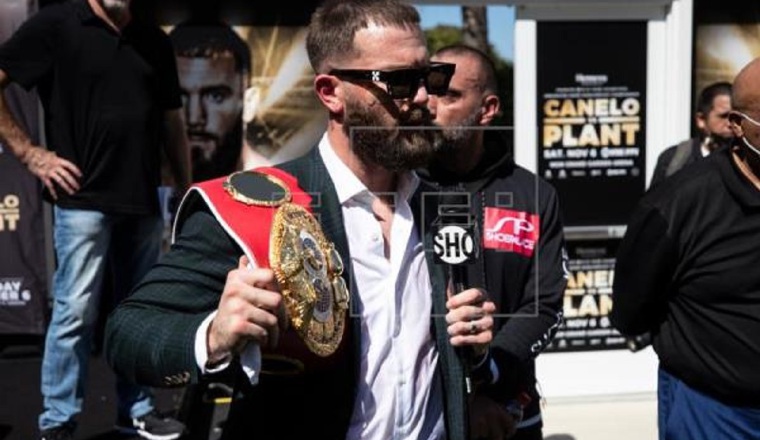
[0,69,81,199]
[611,199,677,336]
[104,207,283,387]
[0,8,81,198]
[162,108,191,196]
[484,185,567,397]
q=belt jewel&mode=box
[270,204,349,356]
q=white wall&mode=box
[512,0,693,398]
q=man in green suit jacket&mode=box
[105,1,497,438]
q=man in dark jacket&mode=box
[420,44,567,440]
[105,1,496,439]
[612,57,760,439]
[650,81,732,188]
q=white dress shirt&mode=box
[194,134,444,439]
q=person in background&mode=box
[612,57,760,440]
[105,1,497,439]
[419,44,567,440]
[0,0,190,439]
[650,81,732,188]
[169,21,249,182]
[625,82,733,352]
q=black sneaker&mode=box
[116,410,186,440]
[39,424,73,440]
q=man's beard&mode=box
[343,97,440,171]
[191,123,242,182]
[433,107,482,155]
[708,133,734,151]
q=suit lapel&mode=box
[413,184,468,440]
[276,148,350,261]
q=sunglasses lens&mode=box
[384,69,420,99]
[388,82,414,99]
[425,64,454,96]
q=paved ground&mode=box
[542,393,658,440]
[0,339,185,440]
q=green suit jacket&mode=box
[105,147,468,439]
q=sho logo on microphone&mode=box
[433,225,476,265]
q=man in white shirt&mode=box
[105,1,495,438]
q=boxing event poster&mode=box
[545,239,626,353]
[236,26,326,169]
[536,22,647,227]
[0,0,48,335]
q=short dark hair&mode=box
[305,0,422,73]
[432,44,498,94]
[169,22,251,74]
[696,81,731,115]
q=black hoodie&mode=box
[612,146,760,407]
[419,131,568,424]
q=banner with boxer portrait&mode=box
[694,1,760,101]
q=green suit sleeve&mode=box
[104,208,241,387]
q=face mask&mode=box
[732,111,760,158]
[741,136,760,158]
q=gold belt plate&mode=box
[269,203,349,357]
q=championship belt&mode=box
[223,170,349,357]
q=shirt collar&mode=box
[317,133,420,206]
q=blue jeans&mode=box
[658,367,760,440]
[40,207,163,430]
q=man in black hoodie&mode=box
[612,57,760,440]
[420,44,567,440]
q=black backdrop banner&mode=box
[0,0,47,335]
[537,21,647,227]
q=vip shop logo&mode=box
[483,207,540,257]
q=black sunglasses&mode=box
[329,62,455,99]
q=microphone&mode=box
[432,187,480,394]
